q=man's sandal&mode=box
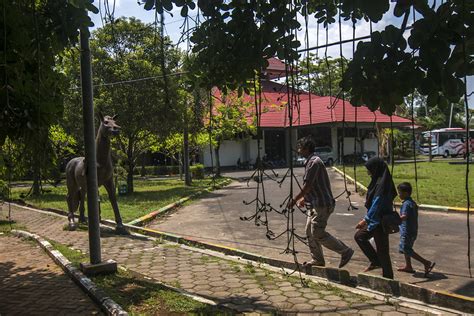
[424,262,436,277]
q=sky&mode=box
[89,0,473,107]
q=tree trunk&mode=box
[178,151,183,180]
[140,153,146,177]
[127,162,134,193]
[32,160,41,196]
[214,144,221,177]
[127,142,134,193]
[428,132,433,162]
[387,135,393,164]
[183,109,191,186]
[32,176,41,196]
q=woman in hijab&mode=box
[354,157,397,279]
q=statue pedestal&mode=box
[80,259,117,276]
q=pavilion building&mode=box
[202,58,412,168]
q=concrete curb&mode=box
[10,229,128,316]
[10,203,474,313]
[358,273,474,313]
[126,178,233,226]
[331,166,368,194]
[331,166,471,213]
[358,273,401,297]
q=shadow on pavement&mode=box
[409,271,449,285]
[452,280,474,297]
[0,261,101,314]
[99,227,148,241]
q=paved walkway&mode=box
[0,233,101,315]
[149,168,474,298]
[1,204,446,315]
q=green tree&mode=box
[155,131,209,164]
[0,138,28,182]
[1,0,97,195]
[0,0,97,146]
[139,1,473,116]
[90,18,180,193]
[0,126,73,196]
[58,48,85,150]
[299,55,348,97]
[206,93,256,176]
[415,96,465,129]
[48,125,77,184]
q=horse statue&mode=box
[65,113,128,234]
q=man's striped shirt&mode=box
[303,153,335,208]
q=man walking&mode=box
[289,136,354,268]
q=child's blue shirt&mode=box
[399,197,418,238]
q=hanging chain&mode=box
[337,3,355,211]
[461,0,472,279]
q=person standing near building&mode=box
[289,136,354,268]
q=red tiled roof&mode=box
[211,81,412,128]
[255,81,412,127]
[266,57,287,72]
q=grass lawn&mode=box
[341,161,474,208]
[10,177,228,223]
[48,240,233,315]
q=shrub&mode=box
[135,165,181,176]
[190,164,205,179]
[0,180,9,200]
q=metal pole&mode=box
[449,102,454,128]
[183,101,191,186]
[297,25,413,53]
[80,28,102,264]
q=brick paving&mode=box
[1,205,445,315]
[0,233,101,315]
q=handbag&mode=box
[381,211,402,234]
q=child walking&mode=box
[397,182,435,277]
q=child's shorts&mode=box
[399,234,416,256]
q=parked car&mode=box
[314,146,336,166]
[294,156,306,166]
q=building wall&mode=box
[335,127,379,161]
[339,137,379,156]
[201,128,380,168]
[363,138,378,153]
[341,137,359,156]
[249,138,264,164]
[202,138,264,168]
[202,140,242,167]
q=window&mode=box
[439,133,449,144]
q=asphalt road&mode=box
[149,167,474,297]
